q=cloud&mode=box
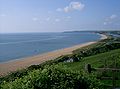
[32,17,38,21]
[104,14,117,25]
[56,8,63,12]
[103,22,107,25]
[0,14,6,17]
[64,6,70,13]
[57,1,85,13]
[46,17,50,21]
[110,14,117,19]
[64,2,85,12]
[55,19,60,22]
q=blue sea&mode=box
[0,32,101,63]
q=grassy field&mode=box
[63,48,120,87]
[64,48,120,70]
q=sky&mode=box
[0,0,120,33]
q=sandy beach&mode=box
[0,34,108,76]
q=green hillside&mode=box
[64,48,120,87]
[64,48,120,70]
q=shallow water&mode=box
[0,32,101,62]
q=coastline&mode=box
[0,34,108,76]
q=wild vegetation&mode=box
[0,31,120,89]
[0,64,103,89]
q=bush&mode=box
[0,65,103,89]
[73,42,120,61]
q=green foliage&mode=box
[71,54,79,62]
[0,65,103,89]
[0,55,72,84]
[72,42,120,62]
[64,48,120,71]
[57,55,70,62]
[0,69,29,84]
[64,48,120,87]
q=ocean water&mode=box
[0,32,101,62]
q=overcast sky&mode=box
[0,0,120,33]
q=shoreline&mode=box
[0,34,108,76]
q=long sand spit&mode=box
[0,34,108,76]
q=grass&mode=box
[63,48,120,87]
[64,48,120,70]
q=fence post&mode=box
[112,58,117,89]
[85,64,92,73]
[112,70,115,89]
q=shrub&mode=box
[0,65,103,89]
